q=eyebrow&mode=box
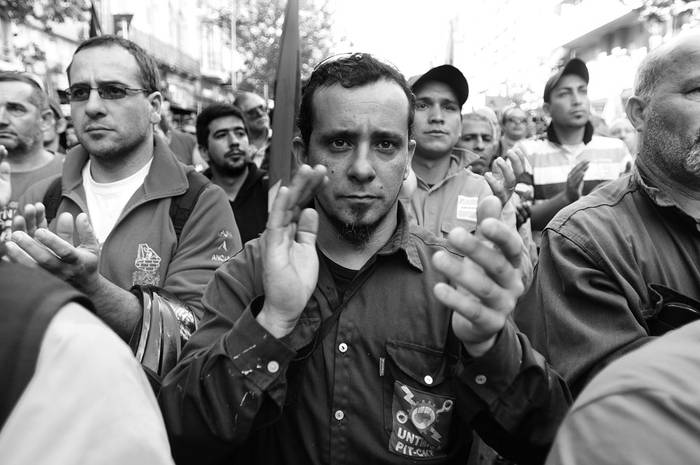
[416,96,459,105]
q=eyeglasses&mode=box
[506,117,528,125]
[66,83,149,102]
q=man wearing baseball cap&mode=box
[404,64,532,285]
[512,58,631,239]
[406,65,514,233]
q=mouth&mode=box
[0,132,16,138]
[342,194,379,201]
[225,150,246,159]
[425,130,448,135]
[84,126,112,133]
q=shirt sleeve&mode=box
[159,242,312,463]
[161,182,242,319]
[455,321,572,465]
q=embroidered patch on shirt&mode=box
[132,243,162,286]
[388,381,454,458]
[211,229,236,263]
[456,195,478,222]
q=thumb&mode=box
[75,213,100,251]
[477,195,502,227]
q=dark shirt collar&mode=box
[376,203,424,271]
[546,120,594,145]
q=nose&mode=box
[427,104,444,123]
[0,106,7,126]
[571,90,583,106]
[227,132,240,147]
[83,88,107,118]
[474,136,485,151]
[347,143,376,183]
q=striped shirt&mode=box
[516,135,632,202]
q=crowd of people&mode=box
[0,28,699,465]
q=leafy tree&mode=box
[0,0,89,26]
[219,0,336,95]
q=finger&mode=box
[55,212,76,244]
[22,203,37,234]
[11,215,27,233]
[295,208,318,245]
[10,230,62,268]
[433,282,505,334]
[75,213,100,251]
[0,160,10,180]
[285,164,327,214]
[493,157,515,189]
[479,217,525,271]
[483,172,506,205]
[506,149,525,177]
[267,185,293,230]
[34,227,80,264]
[444,225,522,289]
[34,202,47,228]
[4,240,38,267]
[476,195,502,227]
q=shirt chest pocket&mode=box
[382,340,457,460]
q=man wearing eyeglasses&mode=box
[160,52,569,465]
[234,91,271,170]
[0,72,63,242]
[498,106,529,158]
[6,36,240,381]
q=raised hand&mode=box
[6,212,102,294]
[484,157,517,207]
[12,202,47,237]
[565,160,590,202]
[432,196,525,357]
[257,164,328,338]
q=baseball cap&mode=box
[409,64,469,107]
[543,58,589,103]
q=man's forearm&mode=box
[82,275,142,341]
[530,192,570,230]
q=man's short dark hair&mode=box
[196,103,249,148]
[298,53,415,146]
[0,71,48,110]
[66,35,160,94]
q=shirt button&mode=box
[475,374,487,385]
[338,342,348,353]
[424,375,434,385]
[334,410,345,421]
[267,361,279,374]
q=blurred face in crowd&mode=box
[68,45,161,161]
[634,35,700,188]
[294,80,415,245]
[0,80,50,157]
[202,115,250,176]
[502,107,529,141]
[610,118,637,154]
[456,119,497,175]
[238,93,270,136]
[412,81,461,160]
[546,74,590,129]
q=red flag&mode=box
[268,0,300,210]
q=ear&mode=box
[405,138,416,179]
[198,144,210,162]
[147,91,163,125]
[292,136,308,165]
[39,108,54,132]
[542,102,551,117]
[625,96,647,134]
[55,116,67,134]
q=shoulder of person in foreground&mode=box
[546,320,700,465]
